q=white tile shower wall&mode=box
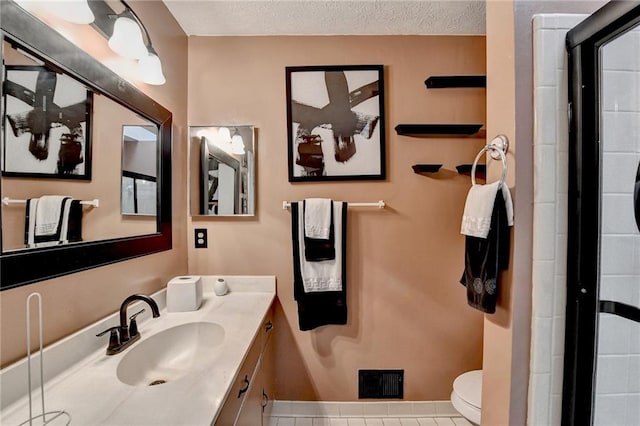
[530,14,587,426]
[596,27,640,426]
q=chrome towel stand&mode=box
[471,135,509,186]
[19,293,70,426]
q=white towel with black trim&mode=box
[26,196,75,248]
[298,200,344,292]
[461,181,514,238]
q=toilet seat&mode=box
[451,370,482,425]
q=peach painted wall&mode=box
[187,35,486,400]
[0,0,189,367]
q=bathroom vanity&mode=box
[0,276,276,425]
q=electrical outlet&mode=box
[194,228,208,248]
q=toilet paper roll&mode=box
[167,276,203,312]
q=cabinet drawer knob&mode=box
[265,320,273,332]
[237,375,250,398]
[261,390,269,411]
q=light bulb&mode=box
[39,0,95,24]
[108,16,148,60]
[218,127,231,143]
[231,134,245,155]
[139,51,166,85]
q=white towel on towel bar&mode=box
[35,195,68,236]
[27,196,74,248]
[461,182,513,238]
[304,198,332,239]
[298,200,344,292]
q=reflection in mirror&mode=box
[0,1,172,290]
[189,126,255,216]
[121,125,158,216]
[1,35,159,250]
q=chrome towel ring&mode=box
[471,135,509,186]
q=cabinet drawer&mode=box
[214,335,262,425]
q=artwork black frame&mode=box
[2,64,93,180]
[286,65,386,182]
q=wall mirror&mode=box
[189,126,255,216]
[0,1,172,290]
[121,125,158,216]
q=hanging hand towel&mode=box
[299,201,343,292]
[291,201,348,331]
[25,196,83,248]
[304,198,332,239]
[459,191,511,313]
[461,181,513,238]
[304,199,335,261]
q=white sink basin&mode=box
[116,322,225,386]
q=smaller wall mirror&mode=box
[189,126,255,216]
[121,125,158,216]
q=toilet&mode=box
[451,369,482,426]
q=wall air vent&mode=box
[358,369,404,399]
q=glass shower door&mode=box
[594,26,640,426]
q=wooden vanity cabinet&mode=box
[214,305,274,425]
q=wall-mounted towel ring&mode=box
[471,138,508,186]
[488,134,509,160]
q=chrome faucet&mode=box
[96,294,160,355]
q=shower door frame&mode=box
[564,2,640,425]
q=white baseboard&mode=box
[267,400,458,418]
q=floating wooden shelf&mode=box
[412,164,443,174]
[395,124,485,138]
[424,75,487,89]
[456,164,486,177]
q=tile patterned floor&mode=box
[266,417,473,426]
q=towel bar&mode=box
[282,200,385,210]
[2,197,100,208]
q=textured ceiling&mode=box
[162,1,486,36]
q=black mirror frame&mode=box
[0,1,172,290]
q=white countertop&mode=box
[0,275,276,426]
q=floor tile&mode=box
[417,419,438,426]
[266,416,468,426]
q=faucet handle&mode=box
[96,326,120,353]
[128,309,145,338]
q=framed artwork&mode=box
[286,65,386,182]
[2,65,93,179]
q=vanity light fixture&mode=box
[107,1,166,85]
[218,127,232,144]
[138,45,166,85]
[108,12,148,59]
[13,0,95,24]
[230,128,245,155]
[43,0,95,24]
